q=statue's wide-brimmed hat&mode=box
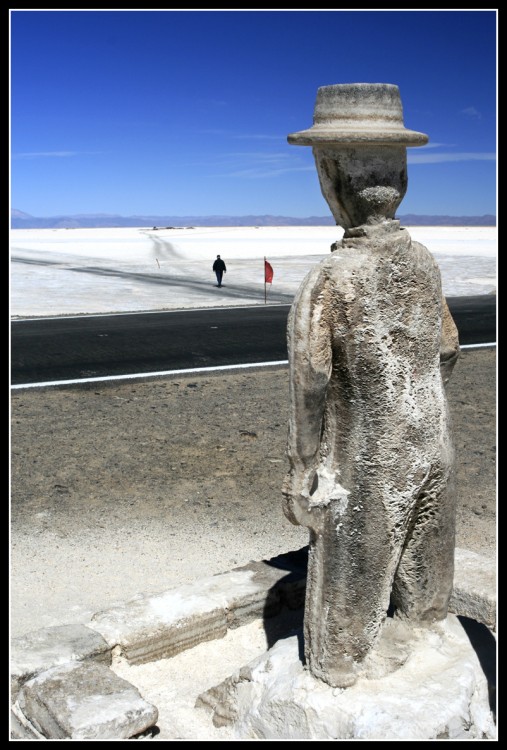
[287,83,428,147]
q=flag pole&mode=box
[264,256,266,304]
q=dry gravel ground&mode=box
[10,347,496,641]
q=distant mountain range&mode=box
[10,209,496,229]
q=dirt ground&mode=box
[10,347,496,639]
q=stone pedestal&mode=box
[196,614,495,740]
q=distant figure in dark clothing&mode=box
[213,255,227,287]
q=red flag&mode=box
[264,260,274,284]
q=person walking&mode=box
[212,255,227,287]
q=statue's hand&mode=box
[282,465,325,530]
[282,464,349,531]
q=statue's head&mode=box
[288,83,428,229]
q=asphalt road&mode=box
[10,295,496,386]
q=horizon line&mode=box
[11,210,496,220]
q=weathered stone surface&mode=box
[288,83,428,148]
[282,83,461,688]
[451,548,497,631]
[10,624,111,702]
[283,222,460,687]
[87,564,308,666]
[196,614,496,740]
[237,546,496,631]
[10,704,45,739]
[205,567,282,627]
[89,567,302,665]
[15,661,158,739]
[229,549,308,625]
[89,584,229,665]
[7,546,495,740]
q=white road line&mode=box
[460,342,497,349]
[10,360,289,390]
[10,343,496,390]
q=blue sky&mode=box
[10,9,497,219]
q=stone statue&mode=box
[282,83,460,689]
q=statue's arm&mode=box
[283,265,333,526]
[440,295,460,387]
[412,240,460,387]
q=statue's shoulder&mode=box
[303,250,363,285]
[408,237,441,272]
